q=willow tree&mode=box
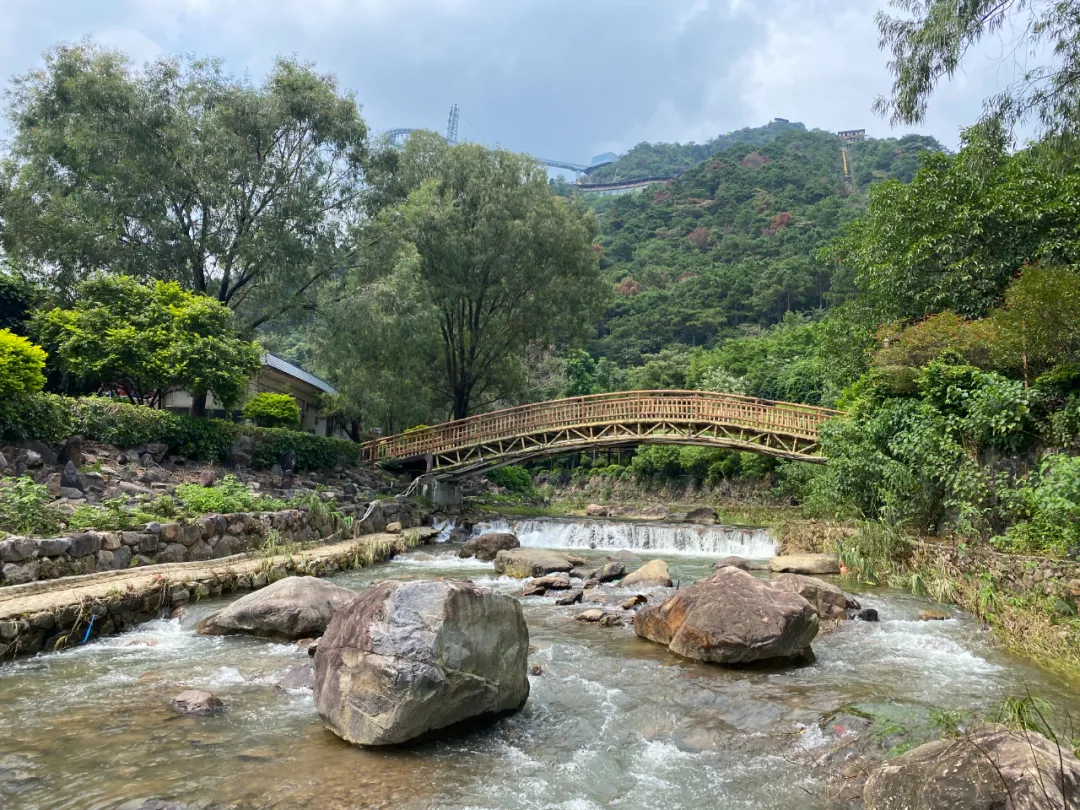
[321,136,604,423]
[1,42,369,334]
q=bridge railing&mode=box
[359,390,842,464]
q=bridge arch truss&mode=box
[359,391,842,480]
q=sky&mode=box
[0,0,1043,165]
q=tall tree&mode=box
[322,136,605,422]
[1,42,369,332]
[875,0,1080,150]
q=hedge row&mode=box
[0,394,361,471]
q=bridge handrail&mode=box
[359,390,843,464]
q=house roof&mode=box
[262,353,337,395]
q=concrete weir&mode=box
[0,527,437,661]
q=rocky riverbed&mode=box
[1,519,1078,809]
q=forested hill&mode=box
[585,119,807,182]
[586,127,944,365]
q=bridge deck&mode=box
[359,390,842,478]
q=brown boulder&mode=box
[633,567,818,665]
[458,532,520,562]
[770,573,849,620]
[493,548,573,578]
[769,553,841,575]
[621,559,673,588]
[864,725,1080,810]
[684,507,718,524]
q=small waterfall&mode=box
[431,518,456,543]
[470,517,776,558]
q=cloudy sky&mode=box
[0,0,1040,163]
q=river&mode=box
[0,517,1076,809]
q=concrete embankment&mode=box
[0,527,437,660]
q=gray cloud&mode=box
[0,0,1037,163]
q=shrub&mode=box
[485,465,534,493]
[994,454,1080,556]
[0,476,58,536]
[0,329,47,399]
[0,394,359,471]
[175,475,287,514]
[242,392,301,428]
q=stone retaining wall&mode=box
[0,498,421,587]
[912,541,1080,602]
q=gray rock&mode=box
[458,532,520,562]
[634,566,819,665]
[112,546,132,569]
[61,461,80,490]
[864,725,1080,810]
[77,472,106,493]
[160,543,187,563]
[0,536,36,563]
[0,452,7,472]
[138,534,160,554]
[229,435,257,468]
[313,579,529,746]
[607,549,643,563]
[684,506,718,524]
[96,550,114,569]
[118,481,152,497]
[590,561,626,583]
[493,548,573,578]
[23,450,44,468]
[188,540,213,561]
[171,690,225,716]
[145,442,168,462]
[714,555,754,571]
[68,533,102,558]
[555,589,584,606]
[1,561,39,585]
[198,576,357,640]
[59,487,84,500]
[15,440,56,465]
[34,537,71,557]
[276,664,314,692]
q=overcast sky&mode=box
[0,0,1041,164]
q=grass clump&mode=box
[0,475,59,536]
[175,475,287,514]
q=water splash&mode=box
[471,518,775,558]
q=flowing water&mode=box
[1,518,1077,809]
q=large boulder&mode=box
[620,559,673,588]
[493,548,573,578]
[458,532,520,562]
[769,553,841,575]
[633,567,818,664]
[313,579,529,746]
[684,507,718,524]
[197,576,357,640]
[770,573,849,620]
[864,725,1080,810]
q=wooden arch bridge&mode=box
[358,390,842,482]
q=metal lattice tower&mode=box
[445,103,460,144]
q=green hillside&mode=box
[585,128,944,366]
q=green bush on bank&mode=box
[0,393,360,471]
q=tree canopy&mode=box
[33,275,262,409]
[1,41,369,329]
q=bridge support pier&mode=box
[423,479,463,508]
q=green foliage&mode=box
[0,476,58,536]
[0,269,41,334]
[0,329,47,399]
[0,394,358,471]
[68,498,157,531]
[175,475,286,514]
[1,42,369,327]
[242,393,301,428]
[484,466,535,494]
[34,275,261,408]
[825,132,1080,321]
[994,455,1080,557]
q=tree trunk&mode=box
[190,391,208,419]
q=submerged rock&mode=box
[856,608,880,622]
[769,553,841,575]
[493,548,573,578]
[608,549,643,564]
[555,589,583,606]
[590,561,626,583]
[171,690,225,716]
[770,573,849,620]
[276,664,315,692]
[197,576,356,640]
[634,567,818,665]
[621,559,673,588]
[620,595,648,610]
[313,579,529,746]
[458,532,520,561]
[714,555,768,571]
[863,725,1080,810]
[919,608,948,621]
